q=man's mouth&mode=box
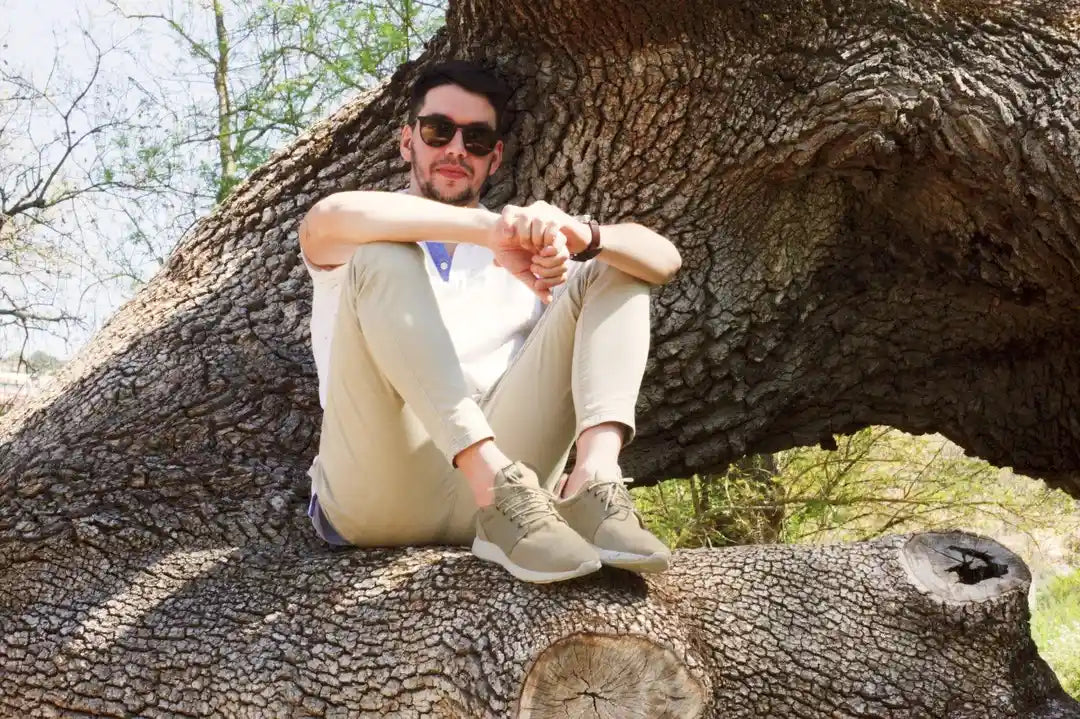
[435,166,469,179]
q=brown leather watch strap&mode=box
[571,219,602,261]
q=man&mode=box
[298,60,682,584]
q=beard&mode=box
[419,177,476,206]
[413,160,486,206]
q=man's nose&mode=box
[444,128,468,156]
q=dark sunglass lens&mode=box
[462,127,496,156]
[419,117,455,147]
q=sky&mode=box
[1,0,218,361]
[3,0,422,364]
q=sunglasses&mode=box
[416,114,499,157]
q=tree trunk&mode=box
[708,453,785,545]
[211,0,238,203]
[1,531,1076,717]
[2,0,1079,714]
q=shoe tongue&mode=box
[496,462,539,488]
[586,471,624,489]
[585,474,633,512]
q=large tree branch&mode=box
[0,531,1075,717]
[0,0,1075,539]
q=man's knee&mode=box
[572,260,652,297]
[347,241,424,283]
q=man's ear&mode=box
[399,125,413,163]
[487,139,505,178]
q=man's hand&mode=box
[491,232,571,304]
[489,201,584,303]
[498,200,591,255]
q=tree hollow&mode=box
[900,531,1032,604]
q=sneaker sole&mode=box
[472,537,602,584]
[592,546,671,573]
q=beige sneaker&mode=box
[555,473,671,572]
[472,462,602,583]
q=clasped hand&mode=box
[489,200,589,304]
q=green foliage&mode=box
[183,0,445,198]
[633,458,782,549]
[108,0,446,265]
[775,428,1076,544]
[1031,569,1080,698]
[635,427,1079,549]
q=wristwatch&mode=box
[570,219,603,262]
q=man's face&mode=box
[400,83,504,206]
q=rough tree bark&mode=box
[2,0,1079,716]
[2,532,1077,717]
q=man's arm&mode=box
[583,222,682,287]
[299,191,498,269]
[501,201,683,287]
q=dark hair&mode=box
[409,60,511,134]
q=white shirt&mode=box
[302,241,551,408]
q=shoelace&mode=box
[497,484,556,529]
[592,477,636,514]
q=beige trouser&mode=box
[309,241,651,547]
